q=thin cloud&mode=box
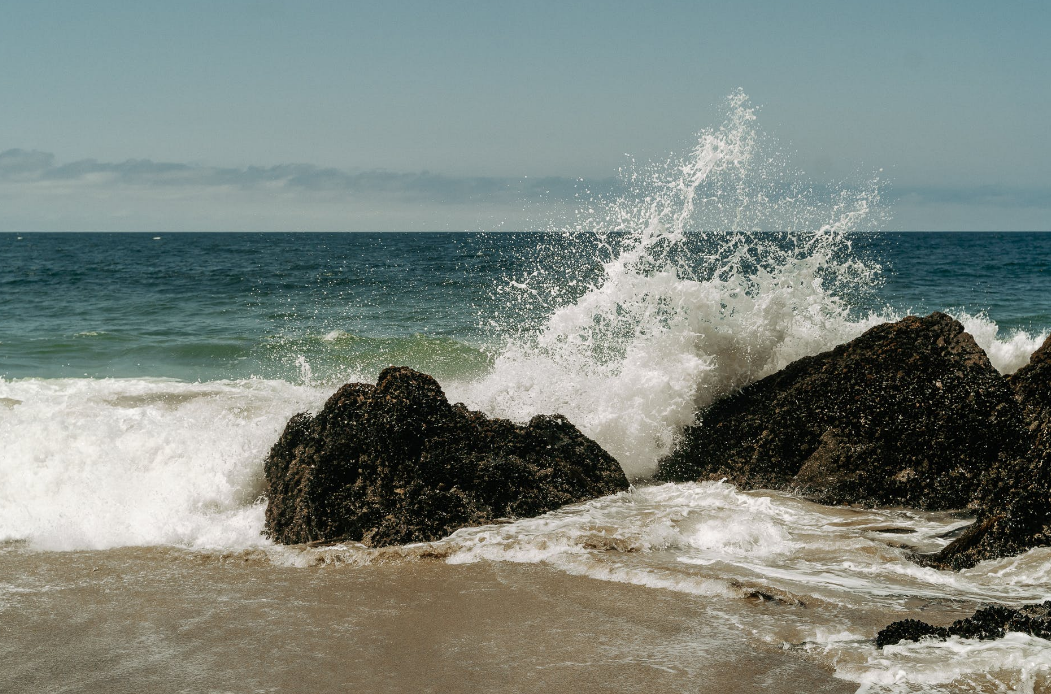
[0,149,57,179]
[2,148,1047,231]
[8,148,1046,209]
[0,148,610,204]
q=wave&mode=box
[269,331,493,386]
[0,377,326,550]
[952,311,1046,375]
[4,374,1050,689]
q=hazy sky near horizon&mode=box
[2,1,1049,231]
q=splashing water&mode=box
[454,91,889,478]
[953,312,1047,375]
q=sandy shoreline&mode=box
[2,547,854,693]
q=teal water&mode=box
[1,232,507,382]
[2,231,1049,383]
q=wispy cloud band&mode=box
[895,185,1051,211]
[0,148,607,204]
[1,148,1047,231]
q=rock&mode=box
[1011,333,1051,419]
[874,619,948,649]
[876,602,1051,648]
[655,313,1029,511]
[928,334,1051,569]
[264,366,629,546]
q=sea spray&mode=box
[453,91,889,477]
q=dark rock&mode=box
[928,334,1051,569]
[1011,333,1051,420]
[874,619,948,648]
[655,313,1028,511]
[264,366,629,546]
[877,602,1051,648]
[655,315,1051,569]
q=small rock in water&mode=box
[868,527,917,535]
[263,366,629,546]
[877,601,1051,648]
[874,619,949,648]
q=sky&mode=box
[1,0,1049,231]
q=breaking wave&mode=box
[0,377,326,550]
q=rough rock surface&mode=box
[264,366,629,546]
[655,313,1028,511]
[928,334,1051,569]
[876,602,1051,648]
[1011,333,1051,419]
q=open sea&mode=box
[3,102,1051,694]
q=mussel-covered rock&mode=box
[877,602,1051,648]
[264,366,629,546]
[928,334,1051,569]
[656,313,1028,511]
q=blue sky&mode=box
[1,0,1048,231]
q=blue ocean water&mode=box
[2,231,1048,382]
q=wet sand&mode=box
[2,547,853,693]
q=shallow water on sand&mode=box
[2,547,854,694]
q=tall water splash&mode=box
[455,91,889,478]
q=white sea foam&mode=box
[433,481,1051,604]
[3,374,1047,689]
[269,480,1051,688]
[825,633,1051,693]
[431,482,1051,690]
[0,377,325,550]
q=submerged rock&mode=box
[876,602,1051,648]
[656,313,1028,511]
[929,334,1051,569]
[264,366,629,546]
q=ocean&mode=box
[4,103,1051,693]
